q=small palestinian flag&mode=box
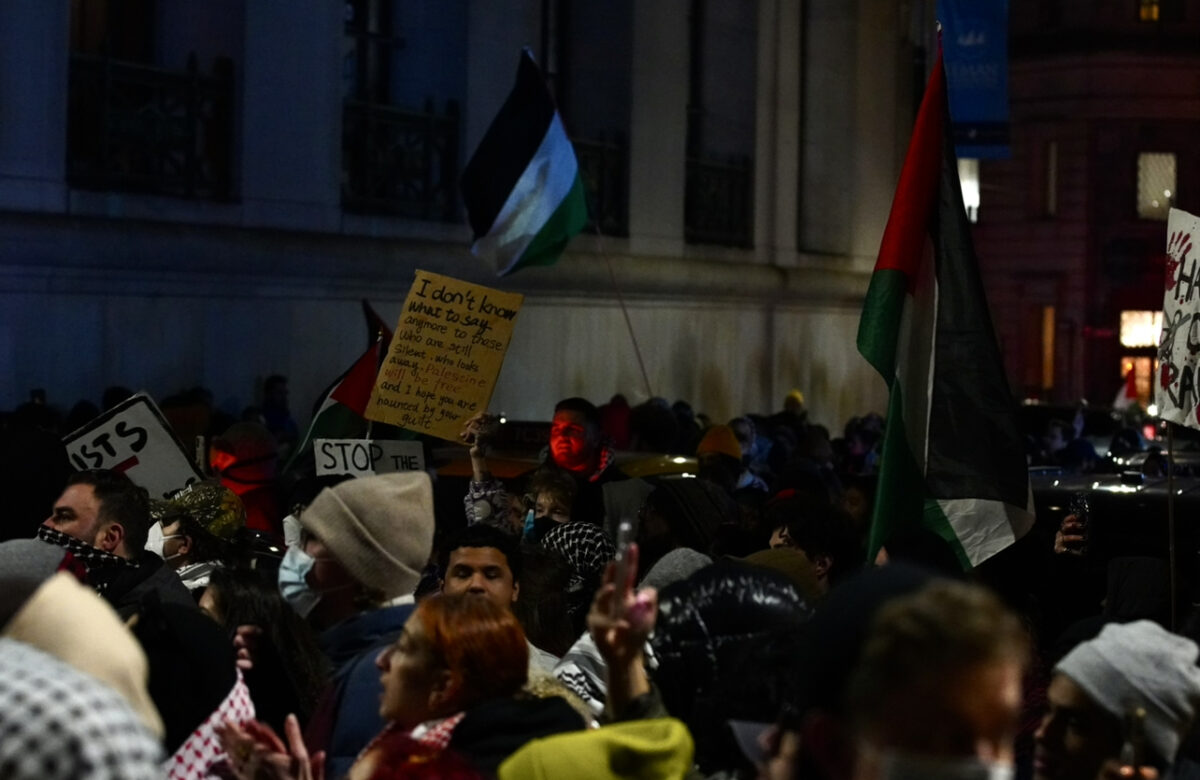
[283,340,380,473]
[461,48,589,276]
[856,49,1034,569]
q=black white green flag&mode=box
[461,49,589,276]
[857,50,1034,569]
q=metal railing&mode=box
[684,154,753,247]
[67,53,234,200]
[573,136,629,237]
[341,98,459,222]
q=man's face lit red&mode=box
[549,410,598,474]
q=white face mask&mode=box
[282,513,303,550]
[876,752,1014,780]
[144,522,185,561]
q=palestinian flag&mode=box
[362,299,394,353]
[283,340,381,473]
[461,48,589,276]
[856,50,1034,569]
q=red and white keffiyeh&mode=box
[165,669,256,780]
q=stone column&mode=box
[754,0,802,264]
[628,0,690,257]
[0,4,70,212]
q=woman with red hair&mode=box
[218,593,532,779]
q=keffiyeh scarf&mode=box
[165,670,256,780]
[36,526,137,594]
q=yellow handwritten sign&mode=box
[366,270,523,441]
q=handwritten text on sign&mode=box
[1157,208,1200,428]
[365,271,523,441]
[315,439,426,477]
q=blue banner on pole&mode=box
[938,0,1009,159]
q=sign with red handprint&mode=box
[1156,208,1200,428]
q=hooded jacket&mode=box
[498,717,694,780]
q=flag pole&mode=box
[602,249,654,400]
[365,327,386,442]
[1168,420,1178,630]
[588,214,654,400]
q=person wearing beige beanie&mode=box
[290,471,434,608]
[279,471,436,779]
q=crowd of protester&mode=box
[0,380,1197,779]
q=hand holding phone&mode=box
[459,412,499,458]
[1097,707,1156,778]
[1120,705,1147,769]
[1055,493,1090,556]
[588,529,657,669]
[610,519,636,619]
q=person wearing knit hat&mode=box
[283,471,436,779]
[1035,620,1200,780]
[291,471,435,611]
[148,480,246,591]
[0,540,164,739]
[3,542,257,778]
[696,424,768,495]
[638,547,712,592]
[697,424,742,462]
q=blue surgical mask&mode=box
[278,545,322,619]
[522,508,536,541]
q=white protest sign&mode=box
[1157,208,1200,428]
[315,439,426,477]
[63,392,204,500]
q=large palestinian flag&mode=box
[856,51,1034,569]
[461,48,589,276]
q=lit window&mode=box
[1117,357,1154,409]
[958,158,979,223]
[1139,0,1160,21]
[1137,152,1175,220]
[1120,310,1162,347]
